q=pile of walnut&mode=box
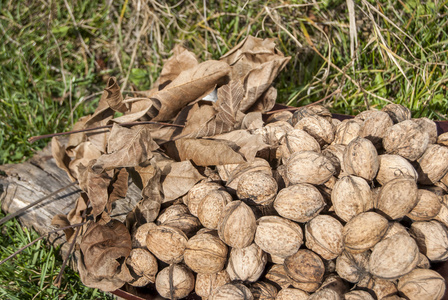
[126,103,448,300]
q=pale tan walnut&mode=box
[294,115,335,147]
[308,288,341,300]
[415,144,448,185]
[398,268,446,300]
[195,270,231,299]
[360,110,394,149]
[186,181,223,216]
[376,178,418,220]
[253,121,293,146]
[226,158,272,191]
[211,282,254,300]
[146,225,188,264]
[332,118,342,127]
[442,171,448,189]
[275,288,309,300]
[335,250,370,283]
[322,144,346,176]
[331,175,373,222]
[126,248,158,287]
[410,220,448,262]
[226,243,267,282]
[437,132,448,147]
[155,264,195,300]
[216,164,240,182]
[284,249,325,286]
[414,117,438,144]
[357,275,398,299]
[279,129,321,163]
[131,222,157,248]
[435,195,448,227]
[417,253,431,269]
[369,233,419,279]
[266,110,293,124]
[333,119,362,146]
[218,200,256,249]
[344,290,374,300]
[157,204,189,224]
[381,103,412,124]
[184,230,228,274]
[318,274,349,295]
[274,183,325,223]
[291,104,333,125]
[376,154,418,185]
[268,253,285,264]
[407,189,441,221]
[290,281,321,293]
[265,264,291,289]
[160,212,202,238]
[343,137,379,181]
[197,190,233,230]
[237,171,278,206]
[343,212,389,253]
[305,215,343,260]
[254,216,303,258]
[286,151,335,185]
[354,109,381,122]
[382,120,429,161]
[249,281,278,300]
[383,221,409,240]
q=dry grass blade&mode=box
[346,0,358,65]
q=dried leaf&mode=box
[181,103,217,137]
[67,193,89,225]
[241,112,264,130]
[215,80,244,124]
[104,77,127,113]
[111,97,157,124]
[151,60,231,121]
[51,137,76,181]
[84,77,118,128]
[133,164,164,223]
[107,168,129,210]
[156,45,198,87]
[66,115,89,156]
[92,124,159,173]
[175,138,246,166]
[83,169,113,218]
[51,214,75,242]
[68,141,102,180]
[212,130,269,162]
[247,85,277,113]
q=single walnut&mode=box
[305,215,343,260]
[294,115,335,147]
[279,129,321,163]
[126,248,158,286]
[381,103,411,123]
[343,137,379,181]
[211,282,254,300]
[376,154,418,185]
[226,243,267,282]
[437,132,448,147]
[410,220,448,262]
[291,104,333,125]
[266,110,293,124]
[415,144,448,185]
[360,110,393,149]
[284,249,325,288]
[146,225,188,264]
[197,190,233,230]
[157,204,189,224]
[407,190,441,221]
[131,222,157,248]
[333,119,362,146]
[275,288,309,300]
[286,151,335,185]
[226,158,272,191]
[155,264,195,299]
[237,171,278,206]
[308,288,341,300]
[186,181,222,216]
[414,117,438,144]
[249,281,278,300]
[160,212,202,238]
[344,290,375,300]
[376,178,418,220]
[336,250,370,283]
[195,270,231,299]
[397,268,446,300]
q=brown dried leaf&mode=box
[104,77,127,113]
[111,97,157,124]
[134,163,157,190]
[68,141,102,180]
[247,85,277,113]
[133,164,164,223]
[51,137,75,181]
[212,130,269,162]
[181,103,217,137]
[156,44,198,87]
[84,77,116,128]
[215,80,244,124]
[108,168,129,209]
[67,193,89,225]
[175,138,246,166]
[51,214,75,242]
[92,124,159,173]
[66,115,89,156]
[83,169,113,218]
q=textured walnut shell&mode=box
[417,253,431,269]
[226,158,272,191]
[407,190,441,221]
[184,230,228,274]
[397,268,446,300]
[382,120,429,161]
[126,248,158,286]
[319,274,349,296]
[410,220,448,262]
[357,276,398,299]
[344,290,375,300]
[435,196,448,228]
[415,144,448,185]
[237,171,278,206]
[198,190,233,230]
[249,281,278,300]
[265,264,291,289]
[161,212,202,238]
[290,281,321,293]
[308,288,341,300]
[274,184,325,223]
[333,119,362,146]
[146,225,188,264]
[195,270,231,299]
[157,204,189,224]
[376,178,418,220]
[437,132,448,146]
[284,249,325,285]
[255,216,303,258]
[279,129,321,163]
[294,115,335,147]
[286,151,335,185]
[376,154,418,185]
[414,117,438,144]
[343,137,379,181]
[186,181,222,216]
[360,110,393,148]
[211,282,254,300]
[253,121,293,146]
[343,212,389,253]
[155,264,195,299]
[218,200,257,249]
[331,175,373,222]
[275,288,309,300]
[369,233,419,279]
[266,110,293,124]
[131,222,157,248]
[381,103,411,123]
[291,104,333,125]
[226,243,267,282]
[383,221,409,240]
[305,215,343,260]
[336,250,370,283]
[322,144,346,176]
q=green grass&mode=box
[0,0,447,297]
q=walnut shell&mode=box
[376,178,418,220]
[274,184,325,223]
[211,282,254,300]
[284,249,325,286]
[397,268,446,300]
[253,121,293,145]
[226,243,267,282]
[343,212,389,253]
[249,281,278,300]
[146,225,188,264]
[291,104,333,125]
[410,220,448,262]
[319,274,349,296]
[415,144,448,185]
[343,137,379,181]
[186,181,222,216]
[155,264,195,299]
[308,288,341,300]
[265,264,291,289]
[184,230,228,274]
[376,154,418,185]
[126,248,158,286]
[382,120,429,161]
[198,190,233,230]
[356,276,398,299]
[195,270,231,299]
[383,221,409,240]
[275,288,309,300]
[157,204,189,224]
[305,215,343,260]
[435,195,448,228]
[226,158,272,191]
[417,253,431,269]
[333,119,362,146]
[255,216,303,258]
[131,222,157,248]
[437,132,448,147]
[266,110,293,124]
[237,171,278,206]
[161,213,202,238]
[414,117,438,144]
[322,144,346,176]
[286,151,335,185]
[407,190,441,221]
[279,129,321,163]
[381,103,411,123]
[218,200,257,249]
[294,115,335,147]
[335,250,370,283]
[369,233,419,279]
[360,110,393,149]
[331,175,373,222]
[344,290,375,300]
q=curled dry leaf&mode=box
[51,137,75,181]
[104,77,126,113]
